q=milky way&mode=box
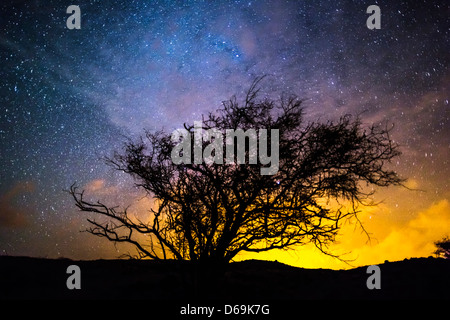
[0,0,449,265]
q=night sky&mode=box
[1,0,449,268]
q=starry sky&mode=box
[0,0,449,268]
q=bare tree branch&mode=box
[70,78,404,265]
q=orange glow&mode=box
[238,198,450,269]
[78,178,450,268]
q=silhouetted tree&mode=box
[70,77,404,265]
[434,236,450,259]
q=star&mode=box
[0,0,448,267]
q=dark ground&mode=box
[0,256,448,301]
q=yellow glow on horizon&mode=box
[237,199,450,269]
[80,178,450,269]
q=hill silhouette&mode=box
[0,256,448,300]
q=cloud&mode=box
[84,179,119,196]
[349,199,450,265]
[84,179,107,193]
[82,178,155,222]
[0,181,35,228]
[238,198,450,269]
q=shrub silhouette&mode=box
[434,236,450,259]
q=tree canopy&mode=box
[70,77,404,264]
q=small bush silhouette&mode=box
[434,236,450,259]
